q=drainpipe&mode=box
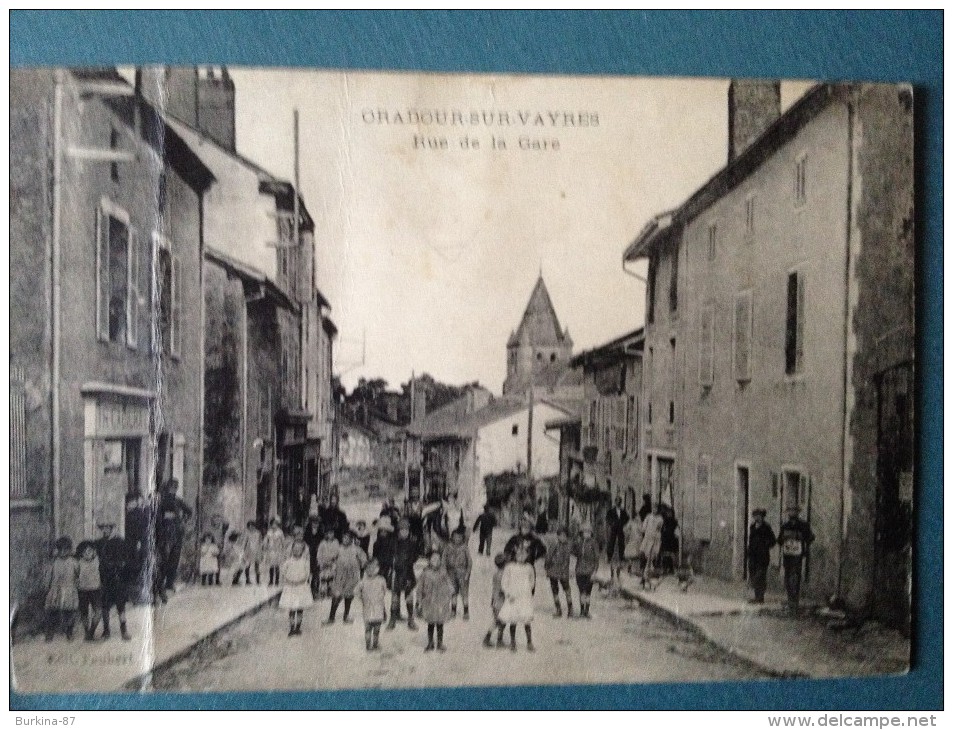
[51,71,65,539]
[837,94,857,601]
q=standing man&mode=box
[605,496,630,567]
[777,505,815,612]
[747,508,776,604]
[472,504,498,556]
[154,479,193,603]
[96,521,131,640]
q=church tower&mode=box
[503,276,573,396]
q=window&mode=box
[745,194,756,235]
[785,270,805,375]
[96,202,138,347]
[550,353,556,362]
[695,455,713,541]
[613,397,626,451]
[733,290,753,382]
[707,223,717,261]
[154,233,181,358]
[699,304,714,387]
[511,423,519,436]
[109,127,120,183]
[795,155,807,206]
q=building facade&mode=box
[624,82,914,628]
[151,66,336,532]
[11,68,213,625]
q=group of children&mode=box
[44,523,132,642]
[198,520,265,587]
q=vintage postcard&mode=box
[10,67,913,694]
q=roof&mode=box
[162,112,315,231]
[408,395,573,441]
[205,246,297,312]
[508,276,571,348]
[570,327,645,368]
[322,316,338,338]
[544,414,582,431]
[624,82,836,262]
[71,69,216,195]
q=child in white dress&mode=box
[279,539,313,636]
[498,543,536,652]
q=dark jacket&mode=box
[473,511,497,538]
[391,534,423,585]
[155,492,192,544]
[320,506,349,540]
[96,536,128,585]
[606,506,630,535]
[747,522,777,566]
[504,532,547,564]
[373,530,395,572]
[778,517,815,560]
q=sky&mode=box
[228,69,813,394]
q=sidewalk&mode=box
[604,568,909,679]
[12,584,280,694]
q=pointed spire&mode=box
[510,276,567,348]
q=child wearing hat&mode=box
[96,521,131,640]
[482,552,508,648]
[44,537,79,641]
[572,523,600,619]
[262,518,286,587]
[747,508,776,604]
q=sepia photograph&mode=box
[9,63,915,697]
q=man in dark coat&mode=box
[472,504,498,556]
[96,521,131,640]
[747,508,776,604]
[638,494,652,522]
[504,517,547,564]
[320,493,349,540]
[154,479,192,602]
[386,518,422,631]
[605,497,630,562]
[303,512,323,598]
[123,490,150,603]
[777,506,815,611]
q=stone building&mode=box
[623,81,914,628]
[149,66,336,532]
[10,68,213,625]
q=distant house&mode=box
[10,68,213,623]
[547,328,644,542]
[408,389,572,520]
[624,81,913,628]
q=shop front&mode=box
[81,383,153,539]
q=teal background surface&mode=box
[10,10,943,710]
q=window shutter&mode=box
[127,229,139,348]
[171,255,182,358]
[10,367,26,499]
[796,273,805,373]
[734,291,752,381]
[699,304,714,387]
[96,208,109,341]
[695,455,712,541]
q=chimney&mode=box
[727,79,781,162]
[141,66,237,152]
[412,382,427,422]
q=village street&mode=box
[149,510,767,692]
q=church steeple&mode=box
[503,276,573,396]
